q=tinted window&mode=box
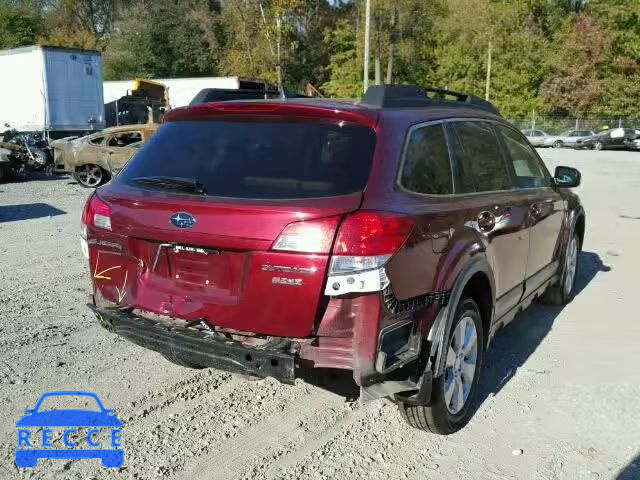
[449,121,511,193]
[400,124,452,195]
[88,136,104,146]
[119,120,376,199]
[498,126,549,189]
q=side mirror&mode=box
[554,166,581,188]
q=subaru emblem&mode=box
[170,212,196,229]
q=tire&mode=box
[74,164,107,188]
[594,141,604,151]
[553,140,564,148]
[161,352,205,369]
[398,297,484,434]
[543,231,579,305]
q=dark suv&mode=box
[82,85,585,434]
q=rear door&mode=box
[92,117,377,337]
[447,120,531,318]
[496,125,564,293]
[103,131,143,171]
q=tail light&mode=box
[326,212,413,295]
[82,193,112,231]
[272,216,340,254]
[272,212,413,296]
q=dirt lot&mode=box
[0,149,639,480]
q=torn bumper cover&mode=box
[89,304,297,384]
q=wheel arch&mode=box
[428,255,495,379]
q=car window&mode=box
[36,395,102,412]
[119,120,376,200]
[449,121,511,193]
[108,131,143,147]
[497,126,549,189]
[521,130,532,136]
[88,135,104,146]
[400,124,453,195]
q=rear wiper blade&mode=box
[133,176,207,195]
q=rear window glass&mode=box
[400,124,452,195]
[449,121,512,193]
[118,120,376,199]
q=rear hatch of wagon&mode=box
[89,106,377,337]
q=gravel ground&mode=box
[0,149,639,480]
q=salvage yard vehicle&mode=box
[51,124,159,187]
[0,127,51,181]
[545,129,595,148]
[521,129,551,147]
[83,85,585,434]
[576,127,640,151]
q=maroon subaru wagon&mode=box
[83,85,585,434]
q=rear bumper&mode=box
[89,304,297,384]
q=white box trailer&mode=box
[0,46,105,135]
[103,76,262,109]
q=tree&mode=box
[541,15,608,116]
[103,0,221,80]
[0,0,46,49]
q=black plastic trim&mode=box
[382,286,451,314]
[89,305,297,384]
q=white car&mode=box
[521,129,551,147]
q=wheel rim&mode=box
[564,237,578,295]
[595,142,603,150]
[444,316,478,415]
[76,164,102,187]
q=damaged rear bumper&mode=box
[89,304,297,384]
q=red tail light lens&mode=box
[333,212,414,256]
[272,216,340,254]
[82,193,112,231]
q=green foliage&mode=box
[0,0,637,117]
[0,1,46,49]
[322,18,362,97]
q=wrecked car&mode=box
[84,85,585,434]
[51,124,158,187]
[576,127,640,151]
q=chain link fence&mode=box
[508,117,640,135]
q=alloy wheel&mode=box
[443,316,478,415]
[76,164,103,187]
[564,237,578,295]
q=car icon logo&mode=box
[170,212,196,229]
[15,391,124,468]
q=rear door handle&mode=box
[477,211,496,232]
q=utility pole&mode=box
[276,15,282,91]
[485,41,492,101]
[363,0,371,93]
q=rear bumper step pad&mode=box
[89,304,296,384]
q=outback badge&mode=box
[170,212,196,229]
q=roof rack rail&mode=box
[189,87,309,106]
[362,85,501,116]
